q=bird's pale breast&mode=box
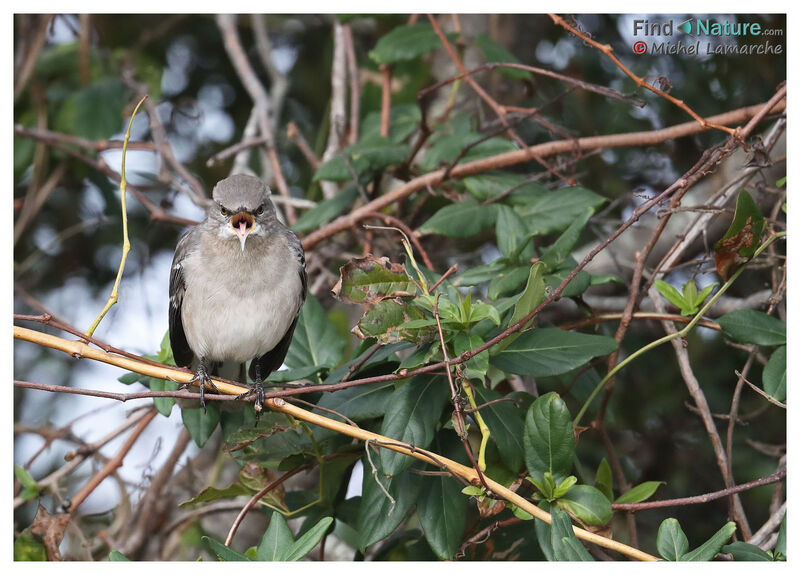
[180,233,303,363]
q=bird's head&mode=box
[210,174,277,251]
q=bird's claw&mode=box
[235,381,265,425]
[185,364,220,412]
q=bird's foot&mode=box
[235,380,265,424]
[183,362,220,412]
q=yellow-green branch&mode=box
[85,95,147,337]
[13,324,657,561]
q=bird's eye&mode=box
[220,206,230,216]
[255,205,264,215]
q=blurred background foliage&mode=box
[14,14,785,561]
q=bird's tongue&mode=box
[237,221,248,236]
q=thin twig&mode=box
[216,14,296,223]
[549,14,737,136]
[301,97,785,251]
[68,408,159,513]
[224,464,310,547]
[612,469,785,511]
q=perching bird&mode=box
[169,174,306,414]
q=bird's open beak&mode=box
[230,212,255,251]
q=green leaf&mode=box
[775,513,786,556]
[313,136,408,182]
[108,550,130,561]
[594,458,613,501]
[557,484,612,525]
[285,294,345,370]
[763,345,786,402]
[544,259,592,298]
[657,518,689,561]
[369,24,452,64]
[614,481,665,504]
[203,536,253,561]
[181,404,220,448]
[476,34,531,80]
[472,384,525,472]
[694,282,718,308]
[14,532,47,561]
[54,77,126,140]
[464,171,532,201]
[361,104,421,143]
[488,265,530,299]
[496,204,530,260]
[680,521,736,561]
[179,483,252,508]
[540,207,593,270]
[354,299,435,344]
[654,280,689,311]
[493,262,546,354]
[722,541,773,561]
[523,392,574,483]
[316,380,395,423]
[552,475,578,500]
[549,506,594,561]
[291,187,358,234]
[358,465,423,550]
[420,133,516,172]
[150,377,178,417]
[717,310,786,346]
[418,198,499,238]
[417,473,467,560]
[283,516,334,561]
[333,256,416,305]
[380,375,451,475]
[491,328,618,377]
[14,465,40,501]
[117,372,144,385]
[453,332,489,381]
[511,186,606,235]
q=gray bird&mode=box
[169,174,306,414]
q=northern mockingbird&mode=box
[169,174,307,414]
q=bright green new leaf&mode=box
[14,465,39,501]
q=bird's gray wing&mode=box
[249,234,307,381]
[169,228,197,368]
